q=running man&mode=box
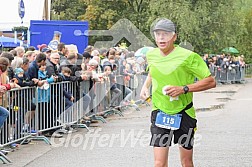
[140,19,216,167]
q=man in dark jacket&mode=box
[27,53,47,79]
[46,52,61,77]
[59,53,91,114]
[58,43,67,63]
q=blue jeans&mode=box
[0,106,9,128]
[65,98,73,110]
[82,93,91,112]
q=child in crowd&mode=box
[59,67,75,109]
[14,67,37,132]
[103,61,121,107]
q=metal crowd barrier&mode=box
[0,73,148,164]
[43,81,91,132]
[213,65,246,84]
[0,86,36,163]
[244,64,252,78]
[0,87,36,145]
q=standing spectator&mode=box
[59,53,78,74]
[11,47,25,69]
[103,61,122,107]
[217,54,224,66]
[1,52,15,80]
[85,45,94,55]
[27,53,47,80]
[58,43,67,62]
[239,55,246,67]
[59,67,75,109]
[135,57,145,73]
[76,53,84,72]
[37,44,47,52]
[91,50,99,57]
[27,46,36,51]
[46,52,61,77]
[10,49,17,57]
[37,64,62,138]
[15,46,25,58]
[82,52,92,67]
[41,47,52,59]
[24,51,36,63]
[92,55,103,72]
[212,56,217,66]
[203,54,209,67]
[118,59,133,104]
[0,57,20,129]
[99,48,108,61]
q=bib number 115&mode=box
[163,117,175,125]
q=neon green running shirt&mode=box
[146,46,211,118]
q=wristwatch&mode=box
[183,85,189,94]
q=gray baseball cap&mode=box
[153,19,176,33]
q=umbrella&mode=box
[0,36,21,48]
[222,47,239,54]
[134,46,154,57]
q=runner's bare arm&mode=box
[140,73,152,100]
[166,75,216,97]
[144,73,152,89]
[187,75,216,92]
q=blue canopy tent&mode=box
[0,36,21,48]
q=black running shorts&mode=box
[150,107,197,150]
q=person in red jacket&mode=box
[0,57,20,128]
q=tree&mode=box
[50,0,252,61]
[51,0,87,20]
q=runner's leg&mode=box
[179,147,194,167]
[154,147,169,167]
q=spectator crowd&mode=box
[0,43,148,141]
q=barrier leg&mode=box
[71,123,90,131]
[103,107,124,117]
[25,135,51,145]
[91,115,107,123]
[0,151,12,164]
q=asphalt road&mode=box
[5,79,252,167]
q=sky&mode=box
[0,0,46,31]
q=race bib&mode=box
[155,111,182,130]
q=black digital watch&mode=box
[183,85,189,94]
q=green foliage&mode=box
[51,0,252,62]
[51,0,87,20]
[12,26,28,32]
